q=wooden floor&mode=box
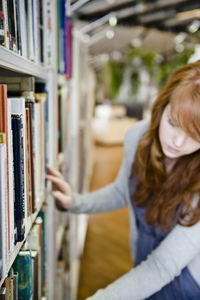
[77,144,133,300]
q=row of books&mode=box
[0,213,46,299]
[57,0,72,77]
[0,81,48,282]
[0,0,54,65]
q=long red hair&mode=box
[131,60,200,231]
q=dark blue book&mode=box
[11,114,25,243]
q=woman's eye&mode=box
[168,118,176,127]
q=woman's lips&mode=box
[167,145,180,153]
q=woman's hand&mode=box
[46,165,72,210]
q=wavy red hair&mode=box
[131,60,200,231]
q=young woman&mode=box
[47,60,200,299]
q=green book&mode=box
[13,250,33,300]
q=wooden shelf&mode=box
[0,46,48,80]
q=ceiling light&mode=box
[131,38,142,48]
[175,44,184,53]
[174,32,187,44]
[106,30,115,39]
[109,16,118,26]
[188,20,200,33]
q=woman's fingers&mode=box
[47,165,63,179]
[46,174,71,195]
[52,191,71,209]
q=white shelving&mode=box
[0,192,45,287]
[0,47,49,80]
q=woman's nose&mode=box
[172,130,187,148]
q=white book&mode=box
[7,97,28,234]
[32,0,40,64]
[34,102,41,206]
[43,0,53,66]
[6,100,15,252]
[26,0,34,61]
[19,0,28,58]
[0,133,8,279]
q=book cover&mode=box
[8,97,28,229]
[26,222,42,299]
[13,250,33,300]
[6,0,17,52]
[0,0,4,44]
[32,0,40,64]
[38,0,44,63]
[11,114,25,242]
[18,0,28,58]
[2,0,9,48]
[38,210,46,297]
[25,107,33,215]
[43,0,53,66]
[35,93,47,193]
[5,275,13,300]
[0,85,15,255]
[24,0,34,61]
[0,133,8,281]
[31,250,39,300]
[14,0,22,55]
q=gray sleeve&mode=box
[68,121,142,214]
[69,143,131,214]
[86,221,200,300]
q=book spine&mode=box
[6,98,16,250]
[19,0,28,58]
[2,0,9,48]
[14,0,22,55]
[0,0,5,44]
[0,133,8,280]
[11,115,25,242]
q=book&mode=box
[38,210,46,297]
[0,287,6,299]
[5,275,13,300]
[0,85,14,253]
[26,220,42,299]
[18,0,28,58]
[0,133,8,281]
[13,250,33,300]
[25,107,33,215]
[11,114,25,242]
[23,93,36,212]
[7,0,18,52]
[31,250,39,300]
[25,0,34,61]
[0,0,4,44]
[14,0,22,56]
[8,97,27,242]
[32,0,40,64]
[2,0,9,49]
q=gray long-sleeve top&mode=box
[69,120,200,299]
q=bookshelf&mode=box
[0,0,58,299]
[0,1,95,299]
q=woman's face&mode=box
[159,104,200,159]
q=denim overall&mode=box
[130,177,200,300]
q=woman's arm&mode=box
[86,221,200,299]
[69,120,149,214]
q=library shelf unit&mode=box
[0,42,58,299]
[0,1,95,299]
